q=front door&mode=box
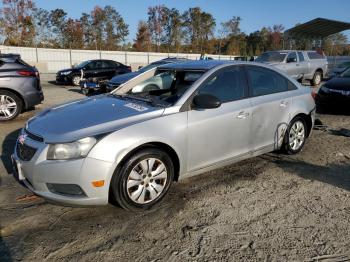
[187,65,252,172]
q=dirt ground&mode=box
[1,75,350,262]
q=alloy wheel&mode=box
[0,95,18,120]
[289,121,305,151]
[126,158,168,204]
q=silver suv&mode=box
[12,61,315,211]
[256,50,328,86]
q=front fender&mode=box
[88,111,188,175]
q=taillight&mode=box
[127,66,132,71]
[17,70,37,77]
[311,90,317,100]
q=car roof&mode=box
[0,53,21,62]
[157,60,236,71]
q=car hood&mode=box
[26,95,164,143]
[325,77,350,91]
[109,71,140,85]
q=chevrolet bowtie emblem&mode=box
[18,134,27,145]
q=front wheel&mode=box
[283,117,307,155]
[72,75,81,86]
[111,148,174,211]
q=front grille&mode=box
[16,143,37,161]
[25,129,44,142]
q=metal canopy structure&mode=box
[284,18,350,39]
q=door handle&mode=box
[237,111,249,119]
[280,101,289,108]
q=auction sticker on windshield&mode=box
[124,103,148,112]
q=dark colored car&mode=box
[316,67,350,113]
[105,57,188,92]
[56,59,132,86]
[0,53,43,121]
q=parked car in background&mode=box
[256,50,328,86]
[12,60,315,210]
[105,57,188,93]
[316,66,350,113]
[328,61,350,78]
[56,59,132,86]
[0,54,43,121]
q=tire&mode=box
[282,116,307,155]
[111,148,174,211]
[0,90,22,121]
[72,75,81,86]
[311,71,322,86]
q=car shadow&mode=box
[263,154,350,191]
[0,130,19,261]
[0,129,21,175]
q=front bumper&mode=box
[56,75,72,84]
[12,134,115,206]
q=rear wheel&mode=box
[0,90,22,121]
[311,71,322,86]
[111,148,174,211]
[283,117,307,155]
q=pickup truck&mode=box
[255,50,328,86]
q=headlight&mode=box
[61,71,72,75]
[47,137,97,160]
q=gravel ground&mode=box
[1,75,350,261]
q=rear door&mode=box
[187,65,253,172]
[245,65,293,152]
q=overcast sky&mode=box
[34,0,350,42]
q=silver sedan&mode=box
[12,60,315,211]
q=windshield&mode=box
[337,62,350,69]
[114,69,204,107]
[256,52,287,63]
[75,60,91,69]
[340,67,350,78]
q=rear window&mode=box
[255,52,287,63]
[16,58,31,67]
[307,52,325,60]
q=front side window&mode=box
[246,66,289,96]
[197,66,246,103]
[286,52,297,63]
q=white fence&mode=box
[0,45,237,73]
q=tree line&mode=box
[0,0,349,56]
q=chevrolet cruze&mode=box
[12,61,315,211]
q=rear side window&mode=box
[245,66,289,96]
[198,66,247,103]
[307,52,325,60]
[297,52,305,62]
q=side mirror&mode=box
[138,66,143,70]
[192,94,221,109]
[287,57,297,63]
